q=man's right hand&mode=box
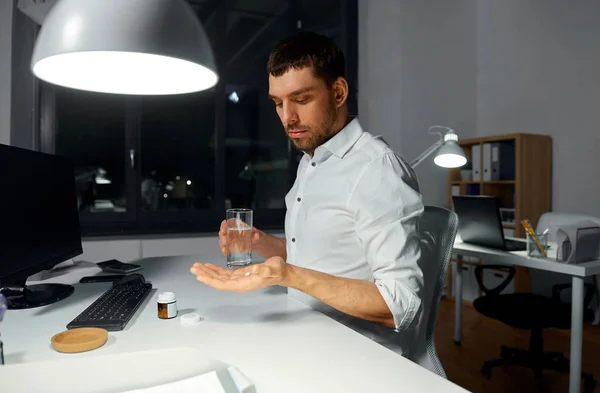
[218,219,287,261]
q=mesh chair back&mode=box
[408,205,458,378]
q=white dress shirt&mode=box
[284,118,425,357]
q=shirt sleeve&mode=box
[348,152,424,331]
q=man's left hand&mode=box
[190,256,288,293]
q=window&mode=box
[139,92,216,213]
[52,87,136,227]
[224,1,296,222]
[224,84,291,211]
[40,0,358,236]
[300,0,358,116]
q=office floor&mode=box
[436,298,600,393]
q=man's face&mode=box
[268,67,338,155]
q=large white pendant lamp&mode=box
[31,0,218,95]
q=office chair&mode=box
[473,264,596,393]
[408,205,458,378]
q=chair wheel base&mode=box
[583,373,596,393]
[481,362,492,379]
[481,346,597,392]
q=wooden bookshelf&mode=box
[447,133,552,294]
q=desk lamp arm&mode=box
[409,125,454,168]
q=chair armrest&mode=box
[474,265,516,296]
[552,283,596,308]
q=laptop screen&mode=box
[452,195,507,249]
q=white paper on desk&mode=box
[121,371,228,393]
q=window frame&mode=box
[40,83,140,226]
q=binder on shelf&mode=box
[482,143,492,181]
[490,141,516,180]
[471,144,481,181]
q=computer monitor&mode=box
[0,144,83,309]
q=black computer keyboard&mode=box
[67,277,152,331]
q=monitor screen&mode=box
[0,144,82,286]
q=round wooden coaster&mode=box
[51,327,108,353]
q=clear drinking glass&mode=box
[226,208,253,268]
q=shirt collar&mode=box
[312,117,364,162]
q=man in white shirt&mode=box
[191,31,424,356]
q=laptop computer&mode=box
[452,195,526,251]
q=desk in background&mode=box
[0,255,468,393]
[452,239,600,393]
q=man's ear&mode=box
[332,77,348,108]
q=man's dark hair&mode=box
[266,31,345,86]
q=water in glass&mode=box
[227,227,252,267]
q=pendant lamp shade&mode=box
[31,0,218,95]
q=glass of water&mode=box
[226,208,253,268]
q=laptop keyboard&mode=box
[505,239,526,251]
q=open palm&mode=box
[190,256,287,293]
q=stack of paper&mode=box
[122,371,228,393]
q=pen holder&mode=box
[527,232,548,258]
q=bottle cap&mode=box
[158,292,176,303]
[180,312,202,326]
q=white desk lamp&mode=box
[30,0,218,95]
[410,125,467,168]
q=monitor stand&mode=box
[1,282,74,310]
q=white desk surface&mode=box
[0,254,468,393]
[453,239,600,277]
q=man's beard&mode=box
[287,107,338,154]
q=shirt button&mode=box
[292,238,296,242]
[311,162,316,167]
[297,197,301,202]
